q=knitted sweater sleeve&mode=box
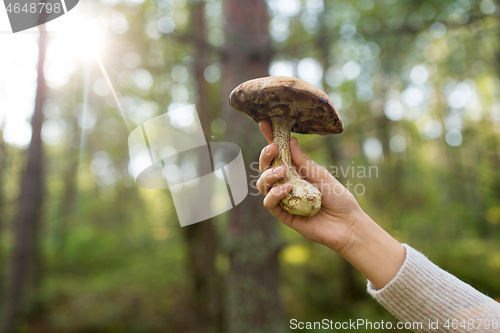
[367,244,500,333]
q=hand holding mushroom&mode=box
[230,76,343,216]
[229,75,358,250]
[255,120,406,290]
[255,119,365,252]
[230,77,406,288]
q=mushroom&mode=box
[229,76,343,217]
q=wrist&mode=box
[335,211,406,290]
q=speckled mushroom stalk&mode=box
[270,117,322,216]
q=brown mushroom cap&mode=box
[229,76,343,135]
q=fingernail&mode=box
[265,145,271,153]
[292,137,300,149]
[273,166,283,176]
[281,182,291,191]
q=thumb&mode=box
[290,137,336,185]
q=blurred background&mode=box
[1,0,500,332]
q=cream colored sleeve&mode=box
[367,244,500,333]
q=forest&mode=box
[0,0,500,332]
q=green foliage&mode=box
[1,0,500,331]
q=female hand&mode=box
[256,120,406,289]
[256,120,363,255]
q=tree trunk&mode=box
[53,71,81,256]
[180,2,223,332]
[2,23,47,333]
[221,1,285,332]
[54,153,78,256]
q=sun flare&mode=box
[50,13,105,63]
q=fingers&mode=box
[256,165,287,195]
[263,182,292,214]
[259,142,278,173]
[259,120,273,144]
[290,137,337,185]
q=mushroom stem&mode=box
[270,117,322,216]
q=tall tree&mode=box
[2,23,47,333]
[221,1,285,332]
[53,152,79,256]
[181,2,222,332]
[52,72,81,256]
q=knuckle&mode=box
[263,196,271,209]
[256,178,263,192]
[256,178,266,195]
[260,168,273,182]
[264,167,274,177]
